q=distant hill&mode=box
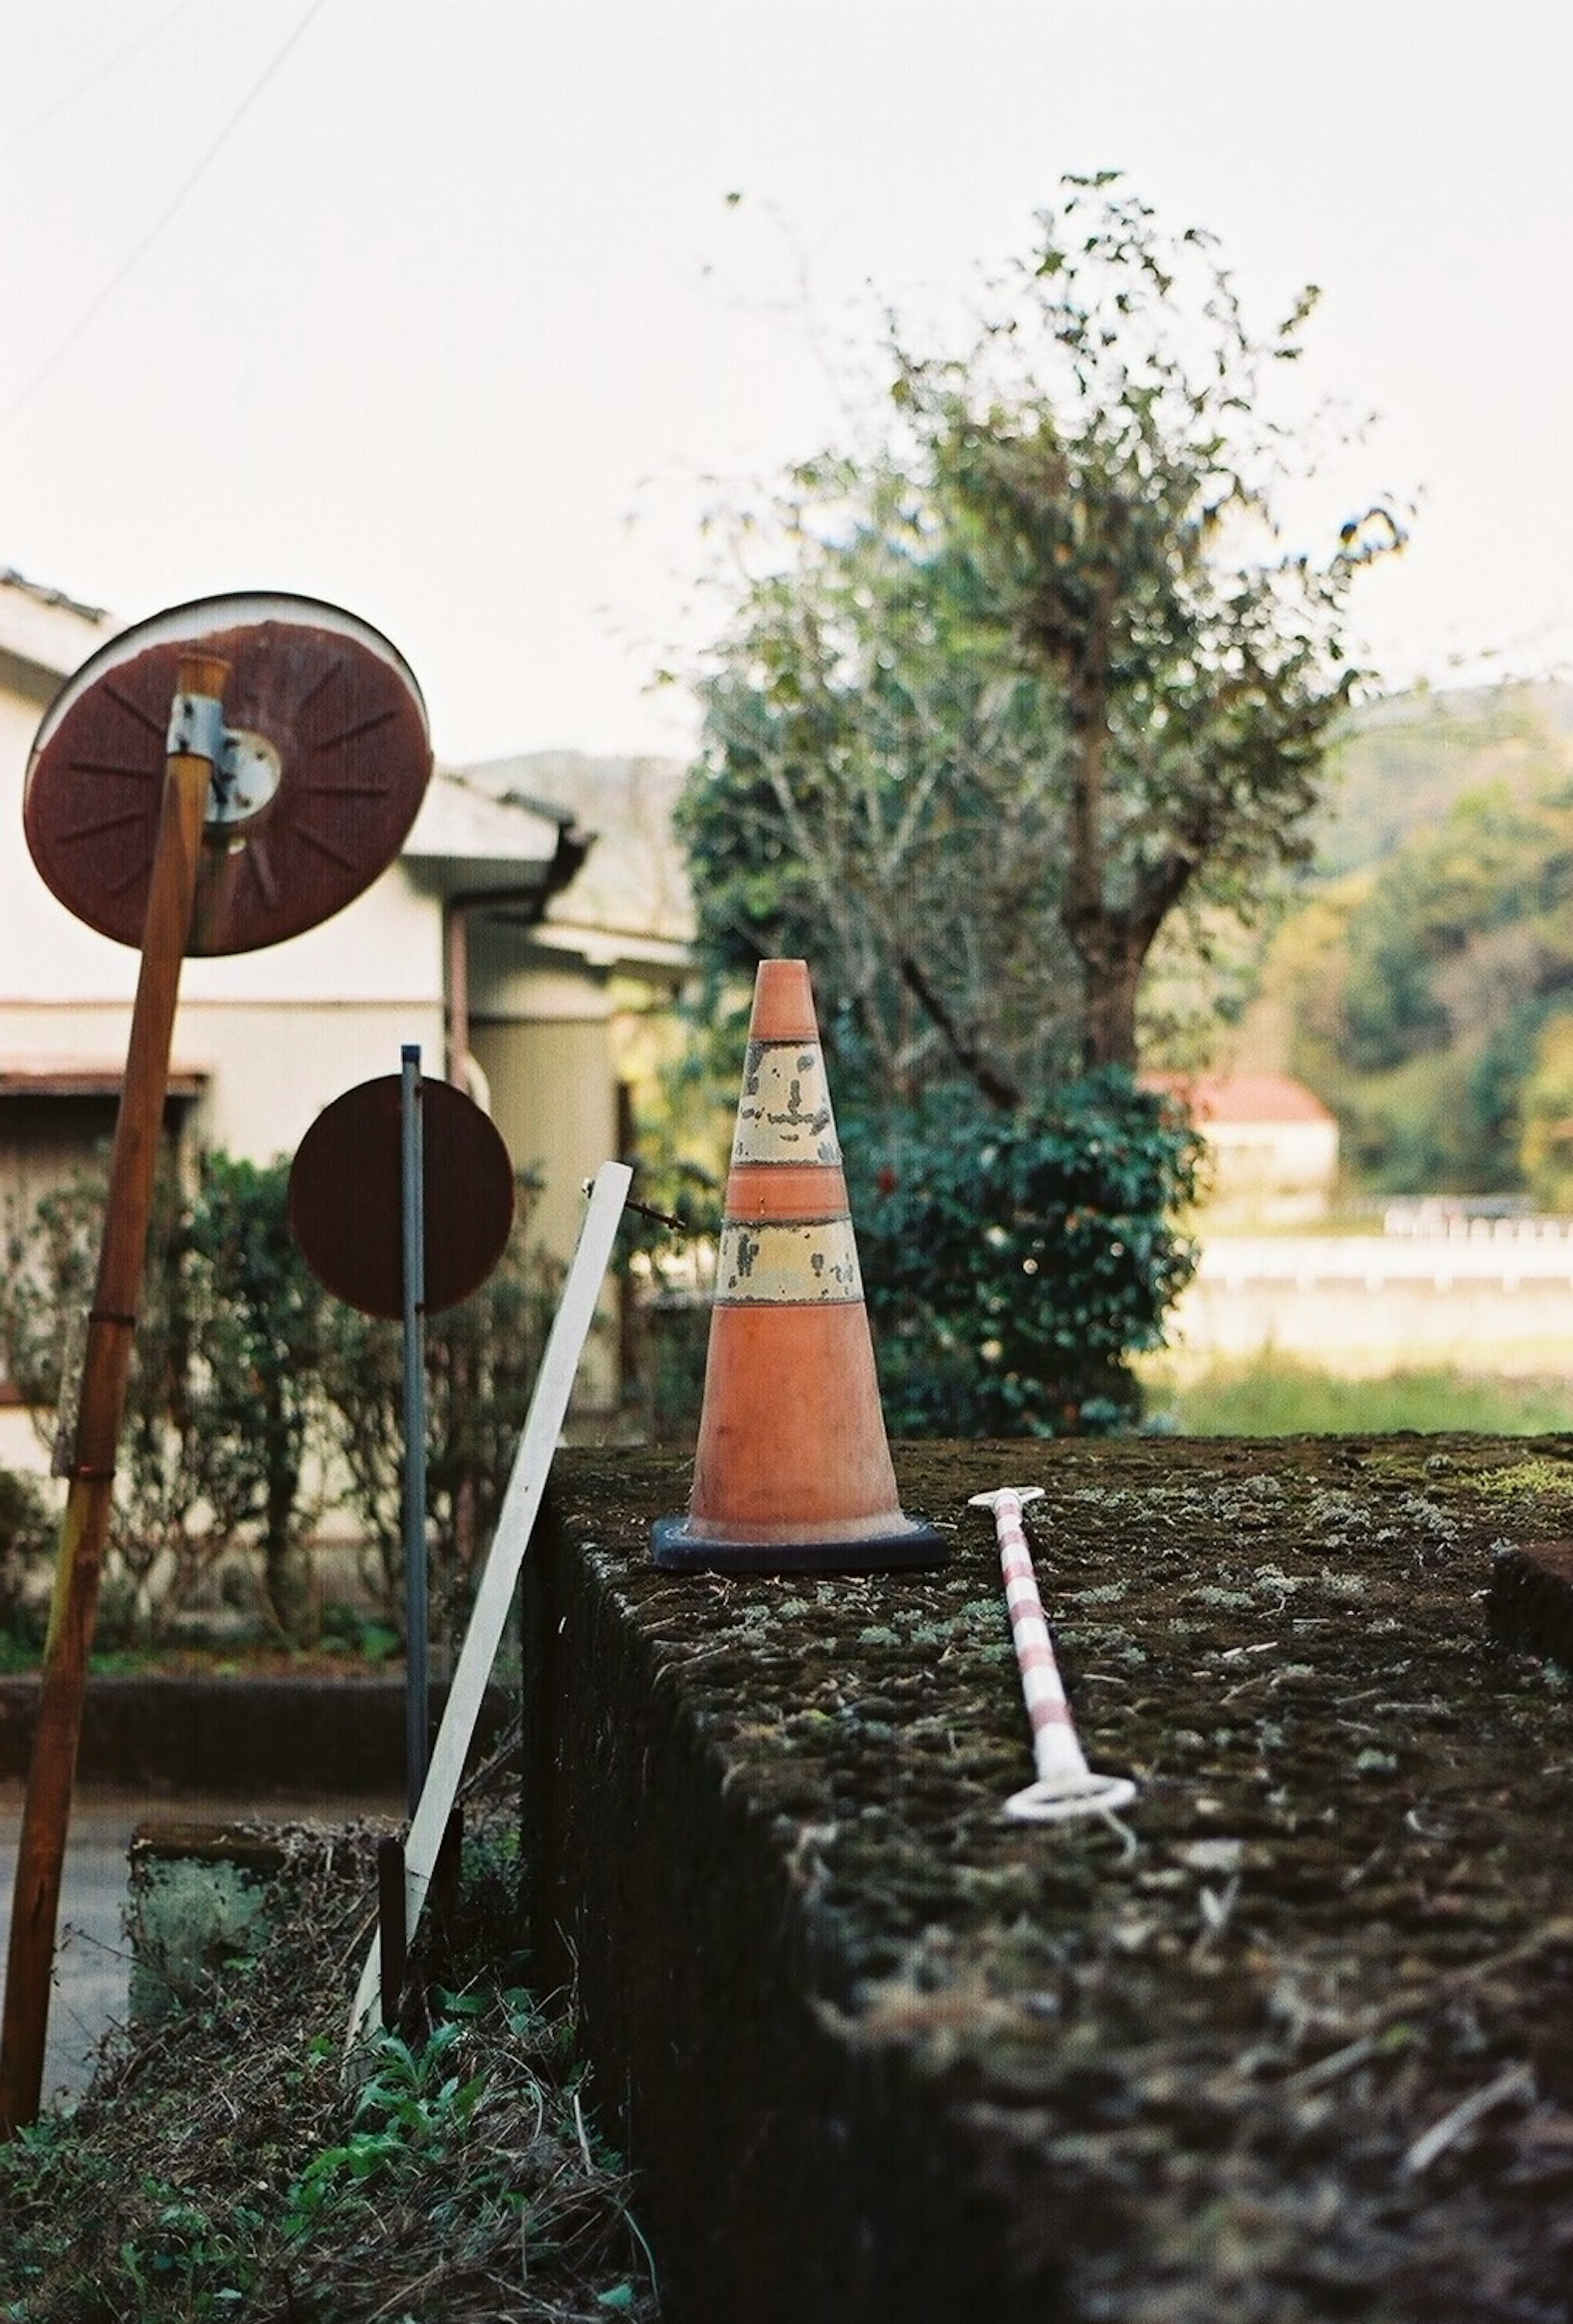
[1314,680,1573,878]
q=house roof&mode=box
[1144,1071,1337,1127]
[402,765,583,893]
[0,568,115,696]
[446,751,694,958]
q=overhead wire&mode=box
[0,0,333,430]
[0,0,205,163]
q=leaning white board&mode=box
[347,1160,632,2048]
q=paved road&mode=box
[0,1783,399,2108]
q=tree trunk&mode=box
[1077,930,1145,1072]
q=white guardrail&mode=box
[1197,1224,1573,1293]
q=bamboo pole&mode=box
[0,651,228,2136]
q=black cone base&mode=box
[651,1513,948,1575]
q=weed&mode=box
[0,1814,657,2321]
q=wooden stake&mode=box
[0,653,227,2136]
[377,1837,408,2026]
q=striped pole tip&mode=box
[653,959,945,1575]
[972,1482,1139,1827]
[1005,1770,1140,1824]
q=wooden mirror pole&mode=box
[0,652,229,2136]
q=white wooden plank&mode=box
[348,1159,632,2046]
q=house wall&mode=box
[0,860,450,1165]
[473,995,623,1412]
[2,625,681,1440]
[466,929,633,1227]
[1199,1119,1340,1225]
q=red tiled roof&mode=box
[1142,1072,1337,1127]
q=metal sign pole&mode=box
[401,1044,430,1816]
[0,654,228,2135]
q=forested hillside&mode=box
[1261,680,1573,1200]
[1312,681,1573,876]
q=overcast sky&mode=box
[4,0,1571,767]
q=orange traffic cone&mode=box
[653,959,945,1573]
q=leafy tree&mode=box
[671,178,1397,1426]
[1520,1012,1573,1210]
[682,174,1401,1090]
[1310,680,1573,881]
[1279,780,1573,1194]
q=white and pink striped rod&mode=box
[970,1484,1138,1825]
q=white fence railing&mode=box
[1382,1206,1573,1245]
[1197,1232,1573,1293]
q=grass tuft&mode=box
[1145,1354,1572,1437]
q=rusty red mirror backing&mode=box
[24,592,431,955]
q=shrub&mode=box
[846,1073,1201,1435]
[0,1466,53,1651]
[316,1209,567,1638]
[0,1155,569,1650]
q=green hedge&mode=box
[846,1073,1201,1435]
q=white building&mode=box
[1145,1070,1341,1227]
[0,568,691,1426]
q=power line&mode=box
[1,0,332,431]
[0,0,205,163]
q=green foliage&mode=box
[1147,1353,1572,1436]
[315,1202,565,1638]
[0,1154,564,1648]
[683,174,1398,1087]
[186,1152,335,1635]
[0,1466,52,1650]
[848,1073,1201,1434]
[1521,1011,1573,1210]
[672,179,1395,1424]
[281,2019,487,2243]
[129,1856,272,2027]
[0,1828,653,2323]
[1312,681,1573,880]
[1279,776,1573,1194]
[0,1156,327,1634]
[683,448,1089,1095]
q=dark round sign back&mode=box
[289,1075,515,1319]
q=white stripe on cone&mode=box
[716,1217,864,1304]
[733,1041,841,1164]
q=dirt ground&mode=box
[546,1434,1573,2324]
